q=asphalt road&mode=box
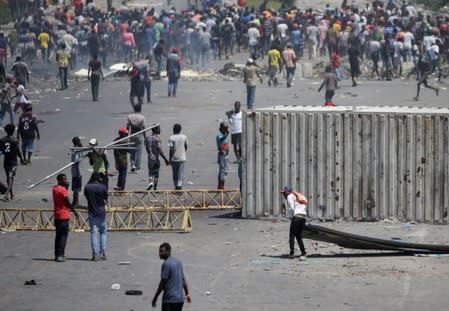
[1,5,449,308]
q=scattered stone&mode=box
[125,290,143,295]
[110,284,120,290]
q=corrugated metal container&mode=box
[242,106,449,223]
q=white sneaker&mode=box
[146,183,154,190]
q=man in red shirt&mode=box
[53,173,79,262]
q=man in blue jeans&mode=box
[152,242,191,311]
[243,58,263,109]
[84,172,108,261]
[216,122,229,189]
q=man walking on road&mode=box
[243,58,263,110]
[84,172,108,261]
[0,124,24,201]
[71,136,83,207]
[166,48,181,97]
[113,128,130,191]
[282,43,296,87]
[152,242,191,311]
[281,185,308,260]
[169,123,188,190]
[56,43,70,90]
[216,122,229,190]
[53,173,79,262]
[10,56,29,87]
[17,103,40,165]
[127,104,146,173]
[145,125,169,191]
[87,54,104,101]
[318,65,338,106]
[226,101,242,161]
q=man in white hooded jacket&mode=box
[281,185,308,260]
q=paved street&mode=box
[1,0,449,309]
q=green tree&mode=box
[0,0,12,25]
[416,0,447,10]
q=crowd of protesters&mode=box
[0,0,447,82]
[0,0,448,199]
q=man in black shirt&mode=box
[153,39,166,80]
[0,124,24,201]
[87,54,104,102]
[84,172,108,261]
[17,103,40,165]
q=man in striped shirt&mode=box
[71,136,83,207]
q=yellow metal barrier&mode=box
[108,189,241,209]
[0,190,240,232]
[0,208,192,232]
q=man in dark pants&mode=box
[0,124,24,201]
[128,64,144,107]
[17,103,40,165]
[226,101,242,162]
[166,48,181,97]
[71,136,83,207]
[52,173,79,262]
[140,57,152,103]
[55,43,70,90]
[215,122,229,189]
[413,53,439,101]
[87,54,104,101]
[113,128,129,191]
[152,242,191,310]
[145,125,169,191]
[10,56,30,87]
[153,40,166,80]
[281,185,308,260]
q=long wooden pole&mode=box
[69,146,137,151]
[27,123,159,190]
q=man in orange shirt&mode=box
[53,173,79,262]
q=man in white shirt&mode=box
[281,185,307,260]
[169,123,188,190]
[226,101,242,161]
[403,30,414,62]
[247,23,260,59]
[430,41,442,81]
[277,20,289,48]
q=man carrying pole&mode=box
[53,173,79,262]
[71,136,83,207]
[27,124,160,190]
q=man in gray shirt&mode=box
[152,242,191,310]
[10,56,30,87]
[168,123,188,190]
[126,104,146,173]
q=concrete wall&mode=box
[242,106,449,223]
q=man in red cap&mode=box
[281,185,308,260]
[166,47,181,97]
[113,128,130,191]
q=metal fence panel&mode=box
[242,106,449,223]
